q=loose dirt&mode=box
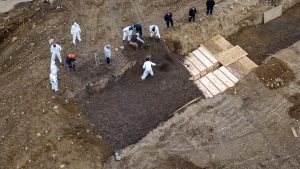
[106,40,300,169]
[255,57,295,89]
[80,40,202,149]
[288,93,300,120]
[228,3,300,65]
[1,0,300,168]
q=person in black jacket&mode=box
[206,0,215,15]
[134,23,143,37]
[164,12,173,28]
[189,7,197,22]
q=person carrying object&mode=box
[149,25,160,39]
[141,57,157,80]
[50,44,62,63]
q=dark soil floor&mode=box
[228,3,300,65]
[80,40,202,149]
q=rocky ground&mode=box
[0,0,299,169]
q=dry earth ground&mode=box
[106,40,300,169]
[0,0,299,169]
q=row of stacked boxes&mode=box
[182,35,258,98]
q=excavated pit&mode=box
[77,40,202,149]
[228,3,300,65]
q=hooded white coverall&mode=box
[49,72,58,92]
[71,22,81,44]
[50,61,59,75]
[50,44,62,63]
[123,26,133,41]
[141,60,156,80]
[149,25,160,39]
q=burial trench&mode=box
[74,3,300,150]
[78,39,202,149]
[228,3,300,65]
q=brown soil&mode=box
[255,57,294,89]
[228,3,300,65]
[80,40,202,149]
[288,93,300,120]
[1,0,300,168]
[158,156,203,169]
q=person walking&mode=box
[122,26,134,41]
[206,0,215,15]
[66,53,76,71]
[149,25,160,39]
[104,44,112,64]
[71,22,81,44]
[50,44,62,63]
[134,23,143,37]
[141,57,156,80]
[189,7,198,22]
[164,12,173,28]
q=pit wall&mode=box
[165,0,300,55]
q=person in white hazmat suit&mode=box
[149,25,160,39]
[49,62,59,92]
[50,44,62,63]
[71,22,81,44]
[50,61,59,75]
[141,57,157,80]
[122,26,133,41]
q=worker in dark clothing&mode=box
[206,0,215,15]
[164,12,173,28]
[189,7,198,22]
[66,53,76,71]
[134,23,143,37]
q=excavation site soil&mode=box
[1,0,300,168]
[78,40,202,149]
[228,3,300,65]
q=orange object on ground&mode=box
[69,53,76,59]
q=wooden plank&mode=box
[291,127,298,138]
[202,35,234,55]
[264,5,282,24]
[195,80,213,98]
[211,34,234,51]
[213,69,235,87]
[206,72,228,92]
[238,56,258,71]
[187,53,207,76]
[192,50,214,72]
[197,47,219,69]
[182,58,200,80]
[227,61,249,77]
[200,76,220,96]
[216,45,248,66]
[219,66,239,83]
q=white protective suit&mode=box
[149,25,160,39]
[50,61,59,75]
[104,45,112,59]
[122,26,133,41]
[141,60,156,80]
[49,72,58,92]
[50,44,62,63]
[71,22,81,44]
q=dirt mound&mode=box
[80,40,202,149]
[255,58,294,89]
[288,93,300,120]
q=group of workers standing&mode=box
[49,0,216,91]
[49,22,81,92]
